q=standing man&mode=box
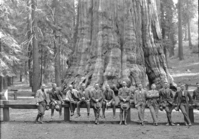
[65,84,79,116]
[48,83,64,119]
[118,81,131,125]
[76,84,91,118]
[102,84,116,119]
[134,84,147,126]
[174,84,193,126]
[146,84,159,126]
[91,83,104,125]
[35,85,48,124]
[159,82,175,126]
[193,82,199,110]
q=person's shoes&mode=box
[34,120,39,124]
[75,114,81,118]
[155,123,158,126]
[188,123,192,126]
[166,123,169,126]
[70,112,74,116]
[119,121,122,125]
[170,123,175,126]
[124,121,127,125]
[38,121,43,124]
[141,122,145,126]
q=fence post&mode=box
[64,104,70,122]
[3,100,10,121]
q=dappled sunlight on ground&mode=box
[168,39,199,86]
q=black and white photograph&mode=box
[0,0,199,139]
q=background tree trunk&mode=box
[32,0,40,93]
[184,24,188,41]
[27,0,33,87]
[52,0,61,87]
[178,0,184,60]
[65,0,173,89]
[187,19,192,48]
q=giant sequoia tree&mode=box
[65,0,173,89]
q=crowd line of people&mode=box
[35,81,199,126]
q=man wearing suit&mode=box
[159,82,175,126]
[65,84,79,116]
[134,84,147,126]
[102,84,116,119]
[174,84,193,126]
[35,85,48,124]
[76,84,91,118]
[193,82,199,109]
[91,83,104,124]
[48,83,64,119]
[146,84,159,126]
[118,81,131,125]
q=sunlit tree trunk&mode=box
[65,0,173,89]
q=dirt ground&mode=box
[1,107,199,139]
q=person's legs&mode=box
[154,103,159,119]
[102,101,106,118]
[140,103,145,125]
[180,104,191,125]
[137,105,142,123]
[96,107,101,124]
[86,100,90,117]
[112,101,116,118]
[50,102,55,119]
[39,102,46,124]
[76,100,82,117]
[57,101,62,117]
[141,103,145,122]
[165,106,174,125]
[35,103,42,123]
[149,105,155,123]
[119,108,123,125]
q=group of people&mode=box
[35,81,199,126]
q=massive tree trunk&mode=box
[32,0,40,93]
[65,0,173,89]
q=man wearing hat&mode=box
[102,84,116,119]
[174,84,193,126]
[193,83,199,109]
[35,85,49,124]
[48,83,64,119]
[159,82,175,126]
[90,83,104,124]
[76,84,91,118]
[134,83,147,126]
[118,81,131,125]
